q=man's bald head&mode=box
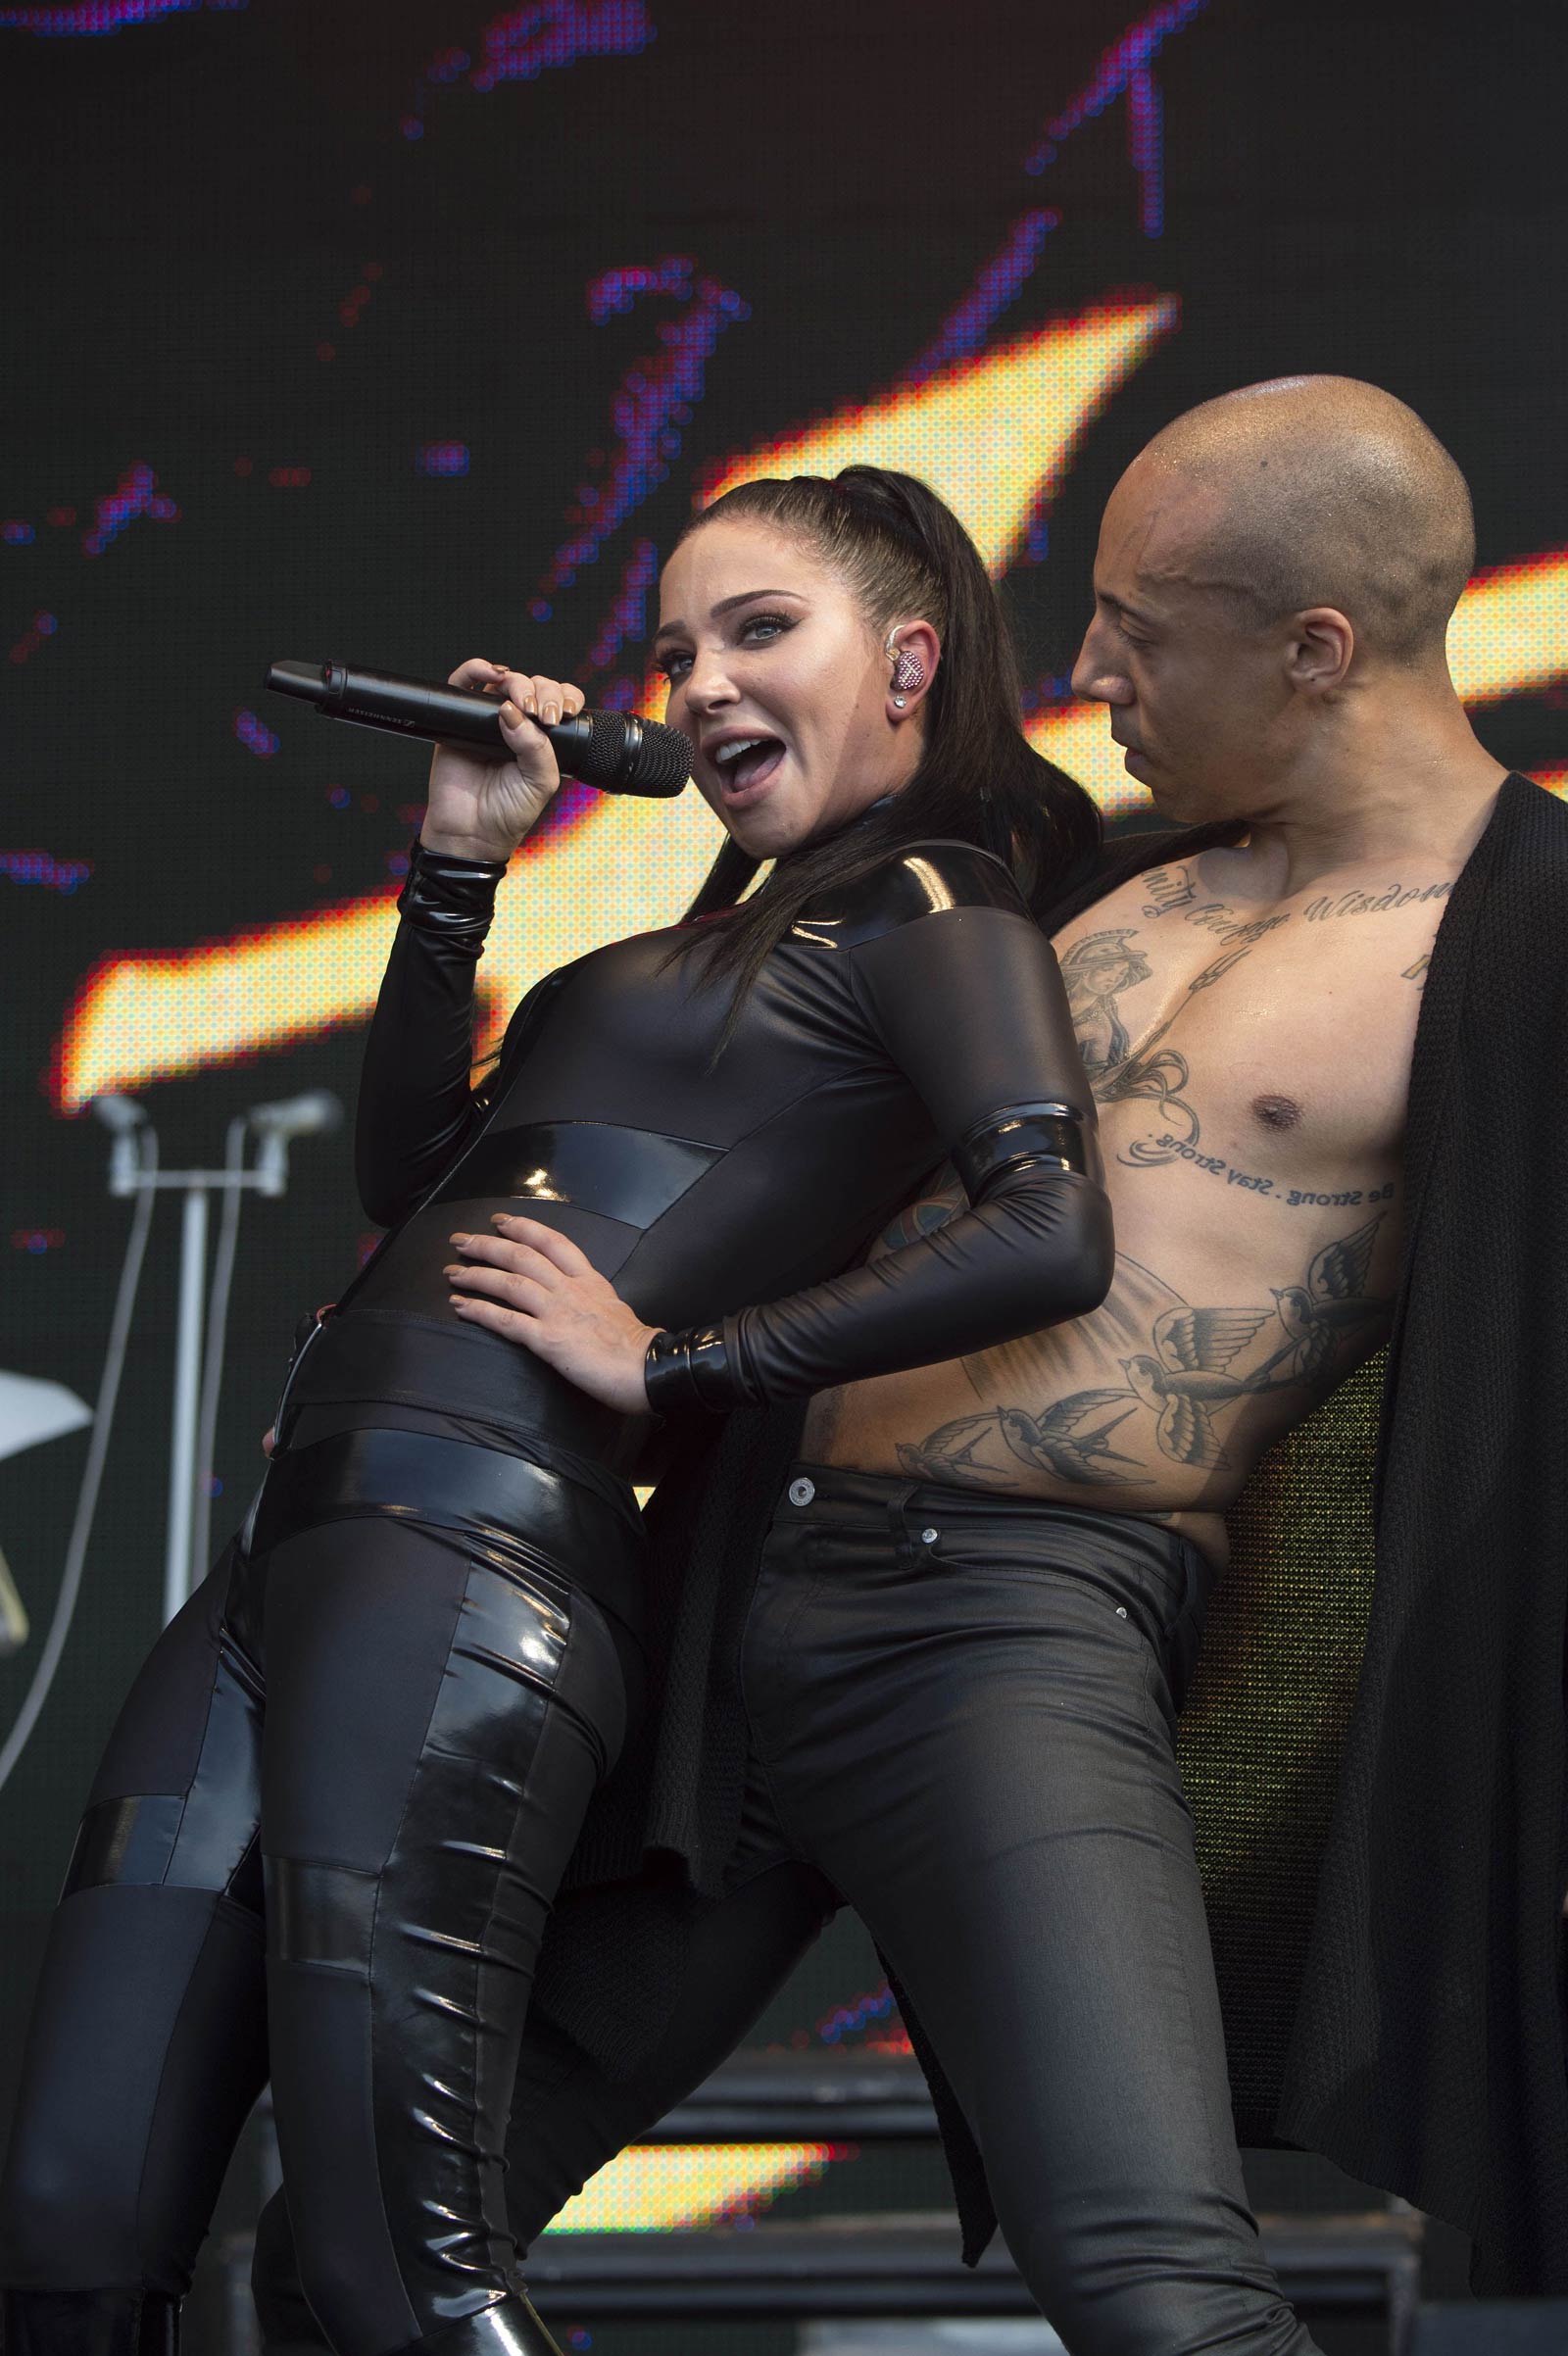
[1123,376,1475,664]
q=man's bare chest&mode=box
[1054,852,1452,1183]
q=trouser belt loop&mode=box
[886,1482,919,1555]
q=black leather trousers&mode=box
[257,1463,1320,2356]
[0,1431,644,2356]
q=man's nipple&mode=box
[1252,1094,1302,1130]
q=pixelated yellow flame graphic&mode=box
[704,298,1178,573]
[538,2140,842,2234]
[51,311,1568,1109]
[1446,549,1568,704]
[55,775,727,1107]
[54,301,1173,1110]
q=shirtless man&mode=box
[812,376,1496,1570]
[255,380,1515,2356]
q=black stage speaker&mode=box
[1412,2300,1568,2351]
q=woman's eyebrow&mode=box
[654,588,806,645]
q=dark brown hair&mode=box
[671,466,1100,1006]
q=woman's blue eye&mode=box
[656,614,789,679]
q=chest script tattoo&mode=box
[1059,867,1448,1167]
[1141,863,1451,928]
[1303,880,1452,921]
[898,1214,1391,1491]
[1153,1134,1396,1210]
[1139,865,1292,949]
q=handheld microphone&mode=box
[264,660,692,798]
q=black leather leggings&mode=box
[257,1463,1320,2356]
[0,1432,644,2356]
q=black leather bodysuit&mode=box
[289,834,1112,1471]
[0,831,1112,2356]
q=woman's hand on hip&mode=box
[419,660,586,863]
[445,1215,659,1415]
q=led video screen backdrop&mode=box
[5,0,1568,2272]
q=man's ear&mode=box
[1287,606,1355,694]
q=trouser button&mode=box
[920,1527,939,1546]
[788,1477,815,1507]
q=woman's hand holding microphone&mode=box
[419,659,587,863]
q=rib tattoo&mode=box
[898,1214,1390,1490]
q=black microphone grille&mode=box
[581,710,692,796]
[633,715,696,795]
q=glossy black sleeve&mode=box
[648,906,1113,1410]
[354,845,508,1228]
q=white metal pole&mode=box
[191,1116,249,1581]
[164,1180,209,1625]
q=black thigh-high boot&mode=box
[253,1856,836,2354]
[251,2213,560,2356]
[259,1506,642,2356]
[1,2292,177,2356]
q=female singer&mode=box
[1,467,1109,2356]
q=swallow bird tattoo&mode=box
[897,1394,1144,1490]
[1117,1303,1279,1469]
[899,1213,1392,1496]
[1260,1214,1387,1385]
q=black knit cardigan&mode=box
[527,774,1568,2295]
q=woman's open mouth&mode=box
[710,734,786,806]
